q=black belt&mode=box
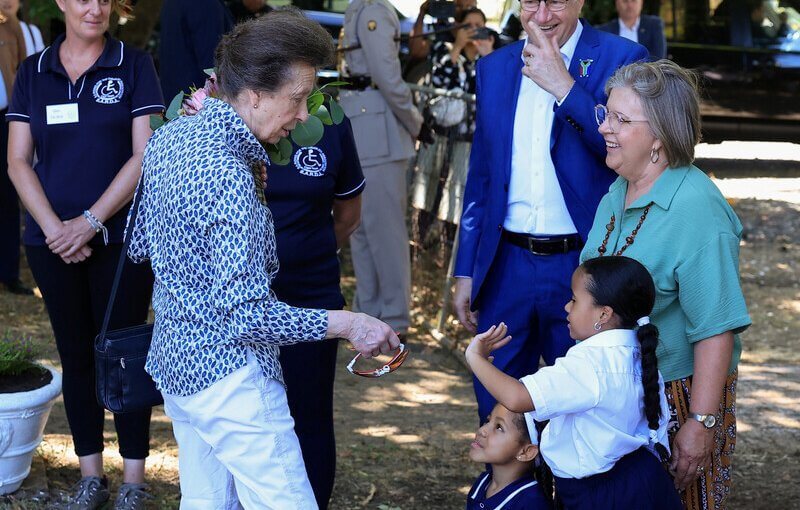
[339,75,374,90]
[501,230,583,255]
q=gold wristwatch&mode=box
[689,413,717,429]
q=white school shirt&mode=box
[618,17,641,43]
[504,22,582,236]
[520,329,671,479]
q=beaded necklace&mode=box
[597,202,653,256]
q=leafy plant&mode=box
[151,68,348,166]
[0,332,39,377]
[267,80,347,165]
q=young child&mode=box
[467,403,552,509]
[465,256,682,510]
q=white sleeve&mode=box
[31,25,44,53]
[520,351,601,421]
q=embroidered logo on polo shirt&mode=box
[93,78,124,104]
[294,147,327,177]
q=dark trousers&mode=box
[0,110,21,283]
[26,244,154,458]
[278,294,341,510]
[280,340,339,509]
[554,447,682,510]
[474,240,578,423]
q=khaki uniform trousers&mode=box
[350,159,411,332]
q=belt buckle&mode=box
[527,237,549,256]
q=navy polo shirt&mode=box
[466,471,552,510]
[267,117,365,310]
[7,34,164,246]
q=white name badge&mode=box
[46,103,79,125]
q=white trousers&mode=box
[163,355,318,510]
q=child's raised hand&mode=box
[465,323,512,362]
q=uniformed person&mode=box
[268,116,365,509]
[339,0,423,336]
[6,0,163,506]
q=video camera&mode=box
[427,0,456,21]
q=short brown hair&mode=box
[215,9,334,99]
[605,60,701,167]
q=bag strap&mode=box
[97,174,146,346]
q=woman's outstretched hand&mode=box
[465,323,512,363]
[327,310,400,358]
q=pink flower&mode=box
[182,88,208,116]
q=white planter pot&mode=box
[0,364,62,495]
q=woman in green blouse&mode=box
[580,60,751,510]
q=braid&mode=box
[533,454,558,507]
[637,322,669,462]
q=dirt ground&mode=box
[1,179,798,508]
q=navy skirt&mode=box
[554,447,681,510]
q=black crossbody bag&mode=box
[94,176,163,413]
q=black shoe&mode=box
[1,279,33,295]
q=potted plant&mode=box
[0,332,62,495]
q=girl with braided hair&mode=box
[465,256,681,509]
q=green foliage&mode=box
[165,91,184,121]
[27,0,63,28]
[0,332,39,377]
[266,137,294,166]
[268,80,350,160]
[291,114,324,147]
[150,114,165,131]
[582,0,617,26]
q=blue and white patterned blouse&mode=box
[127,97,329,397]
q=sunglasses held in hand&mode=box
[346,343,409,378]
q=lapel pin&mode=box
[579,59,594,78]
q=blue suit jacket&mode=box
[597,14,667,61]
[454,21,648,306]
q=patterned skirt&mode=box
[664,371,738,510]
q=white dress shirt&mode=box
[504,22,583,236]
[618,17,641,43]
[520,329,671,479]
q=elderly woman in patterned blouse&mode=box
[127,12,399,509]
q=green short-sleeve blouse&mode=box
[580,165,751,382]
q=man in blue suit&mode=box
[597,0,667,60]
[453,0,647,422]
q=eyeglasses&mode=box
[594,104,650,133]
[519,0,571,13]
[346,343,409,378]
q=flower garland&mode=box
[150,69,346,165]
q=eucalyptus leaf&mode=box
[291,115,324,146]
[267,137,293,166]
[150,115,165,131]
[329,98,345,124]
[307,91,325,114]
[166,91,184,121]
[318,81,350,91]
[314,105,333,125]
